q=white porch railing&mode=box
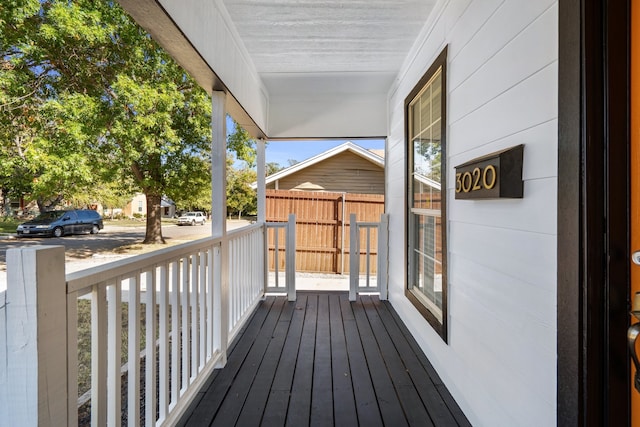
[1,221,282,426]
[265,213,296,301]
[349,213,389,301]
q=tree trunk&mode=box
[143,193,165,244]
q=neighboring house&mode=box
[160,197,177,218]
[261,142,386,274]
[123,193,147,218]
[264,141,384,194]
[122,193,176,218]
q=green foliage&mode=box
[266,162,284,176]
[0,1,257,240]
[0,1,212,238]
[226,165,257,219]
[227,119,256,167]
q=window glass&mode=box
[406,48,447,340]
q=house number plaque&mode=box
[454,144,523,199]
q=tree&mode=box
[266,162,284,176]
[1,1,212,243]
[226,165,257,219]
[1,1,257,242]
[227,120,256,167]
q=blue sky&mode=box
[265,139,385,167]
[225,116,384,167]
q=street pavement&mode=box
[0,220,249,291]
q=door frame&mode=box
[558,0,631,425]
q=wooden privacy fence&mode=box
[266,189,385,274]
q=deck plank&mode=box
[210,297,288,427]
[262,295,309,426]
[310,294,333,426]
[285,294,318,426]
[233,299,297,426]
[329,294,358,427]
[385,298,473,427]
[352,297,409,426]
[361,296,434,426]
[181,293,470,427]
[339,295,384,427]
[371,296,460,426]
[179,297,276,426]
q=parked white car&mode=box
[177,211,206,226]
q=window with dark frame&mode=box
[406,47,448,341]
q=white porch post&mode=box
[211,91,229,367]
[286,213,296,301]
[257,139,269,295]
[349,213,359,301]
[377,213,389,300]
[257,139,266,223]
[2,246,68,426]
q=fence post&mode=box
[2,246,68,426]
[378,214,389,300]
[286,213,296,301]
[349,213,359,301]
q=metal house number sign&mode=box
[454,144,524,200]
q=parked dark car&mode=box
[16,209,104,237]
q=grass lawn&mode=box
[0,218,20,234]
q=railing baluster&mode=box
[181,256,190,392]
[273,226,280,288]
[207,248,214,359]
[67,293,79,427]
[170,260,180,408]
[159,264,170,422]
[366,226,371,289]
[107,279,122,427]
[145,269,157,427]
[92,284,108,427]
[213,243,225,367]
[231,240,237,327]
[128,275,141,426]
[349,214,358,301]
[190,254,199,380]
[199,251,207,369]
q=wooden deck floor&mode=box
[178,292,470,427]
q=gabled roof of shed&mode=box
[264,141,384,186]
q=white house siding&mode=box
[386,1,558,426]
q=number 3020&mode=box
[455,165,497,193]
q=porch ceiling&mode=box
[222,0,433,74]
[117,0,437,139]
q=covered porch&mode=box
[2,214,467,426]
[1,0,567,425]
[178,293,469,426]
